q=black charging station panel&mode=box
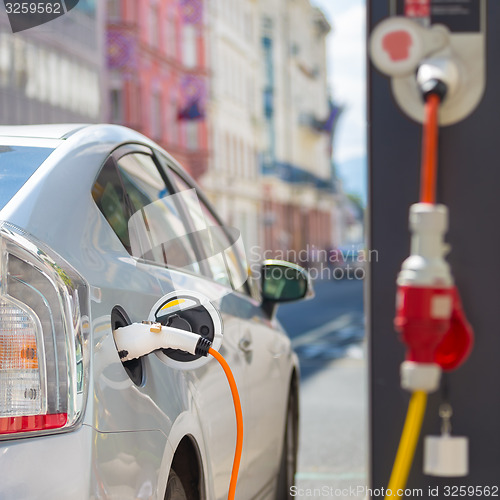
[369,0,500,494]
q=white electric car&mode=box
[0,124,311,500]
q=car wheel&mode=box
[165,469,188,500]
[276,388,299,500]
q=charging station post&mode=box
[369,0,500,494]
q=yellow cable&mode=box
[385,391,428,499]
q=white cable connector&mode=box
[113,322,211,362]
[397,203,453,288]
[417,56,460,101]
[400,361,442,393]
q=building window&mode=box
[168,97,178,145]
[149,4,159,47]
[231,135,237,176]
[129,81,141,125]
[166,15,177,58]
[247,76,255,112]
[213,127,221,171]
[151,90,162,139]
[124,0,139,21]
[110,88,123,123]
[246,143,252,179]
[225,132,230,173]
[231,0,238,28]
[252,148,258,179]
[221,51,227,96]
[155,7,161,48]
[244,11,253,43]
[0,33,12,88]
[186,121,199,151]
[182,25,197,68]
[107,0,121,20]
[239,139,245,177]
[235,137,241,176]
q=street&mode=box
[278,279,367,498]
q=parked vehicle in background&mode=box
[332,245,366,280]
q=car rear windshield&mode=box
[0,145,54,210]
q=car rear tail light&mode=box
[0,295,46,418]
[0,223,89,438]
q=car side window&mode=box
[92,158,132,252]
[116,153,202,274]
[92,153,202,274]
[165,165,249,294]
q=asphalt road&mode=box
[278,279,365,380]
[277,278,368,499]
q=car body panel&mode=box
[0,124,299,500]
[0,423,177,500]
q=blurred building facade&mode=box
[106,0,209,179]
[203,0,341,257]
[0,0,103,124]
[202,0,262,251]
[0,0,345,260]
[258,0,339,257]
[104,0,343,258]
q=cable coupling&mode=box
[417,56,459,102]
[114,322,212,362]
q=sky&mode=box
[311,0,367,201]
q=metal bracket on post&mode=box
[370,1,486,125]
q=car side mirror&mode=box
[261,260,314,316]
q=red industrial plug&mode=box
[394,203,474,392]
[434,287,474,371]
[395,284,474,372]
[395,284,454,364]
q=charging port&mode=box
[111,306,144,386]
[157,302,215,363]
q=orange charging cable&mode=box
[209,347,243,500]
[420,93,441,204]
[386,92,443,500]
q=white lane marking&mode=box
[296,471,367,481]
[291,313,353,349]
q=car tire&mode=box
[165,469,188,500]
[276,388,299,500]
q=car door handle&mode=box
[238,337,253,353]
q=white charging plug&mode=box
[417,56,461,102]
[113,322,211,362]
